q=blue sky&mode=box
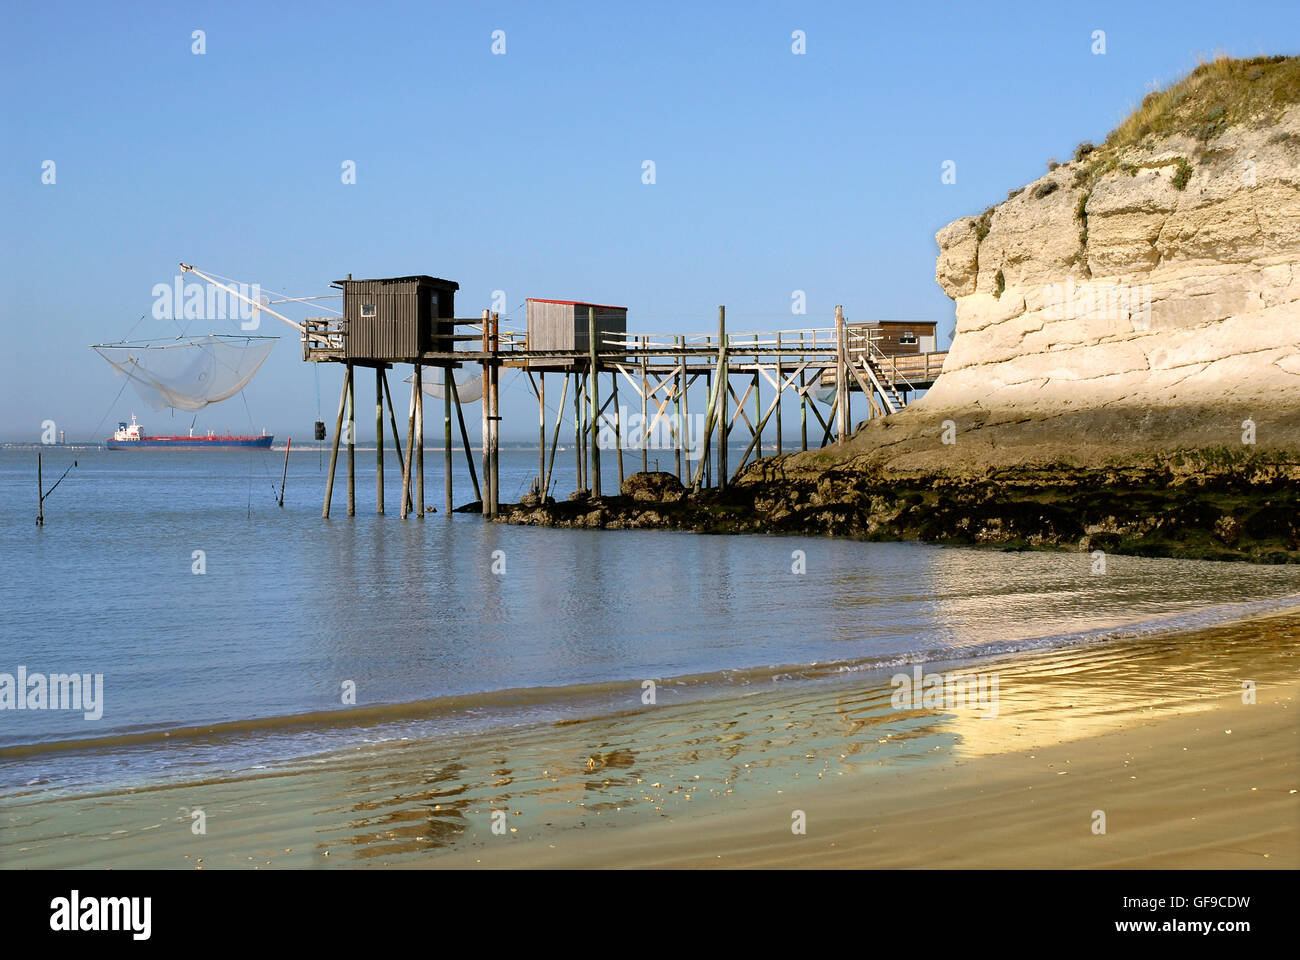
[2,0,1295,441]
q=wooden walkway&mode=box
[300,306,948,518]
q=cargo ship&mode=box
[105,414,273,449]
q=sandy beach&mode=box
[4,607,1296,870]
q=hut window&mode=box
[360,303,376,318]
[899,331,917,344]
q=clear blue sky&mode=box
[2,0,1295,441]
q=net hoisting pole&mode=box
[178,263,330,344]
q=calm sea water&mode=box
[1,445,1297,795]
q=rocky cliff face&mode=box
[932,104,1300,423]
[774,90,1300,480]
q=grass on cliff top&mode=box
[1106,54,1300,150]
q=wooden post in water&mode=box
[445,367,453,516]
[587,306,601,498]
[399,370,416,519]
[717,306,728,489]
[381,371,409,515]
[835,305,847,444]
[799,331,808,451]
[544,374,568,496]
[639,342,649,474]
[754,334,761,460]
[375,369,384,515]
[775,332,783,456]
[448,375,480,504]
[537,372,546,492]
[489,311,500,516]
[573,370,584,493]
[674,336,684,481]
[414,363,425,518]
[612,371,624,489]
[705,356,712,488]
[480,309,490,516]
[346,362,356,517]
[36,452,43,527]
[680,336,691,482]
[323,367,348,518]
[279,438,291,507]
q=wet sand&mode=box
[3,610,1297,869]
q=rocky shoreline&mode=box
[495,463,1300,563]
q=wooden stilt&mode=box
[375,368,384,515]
[717,307,728,489]
[800,332,808,452]
[381,370,409,515]
[587,306,601,497]
[279,437,291,507]
[835,305,847,444]
[612,370,624,489]
[639,344,649,474]
[573,371,584,493]
[705,360,713,488]
[775,332,782,456]
[37,452,43,527]
[680,338,692,482]
[489,312,500,516]
[415,363,425,517]
[753,357,761,461]
[323,369,348,519]
[537,371,546,491]
[445,366,453,516]
[544,373,569,496]
[346,363,355,517]
[674,337,684,480]
[400,371,416,519]
[448,375,480,503]
[481,309,490,516]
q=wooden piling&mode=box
[480,309,490,516]
[587,306,601,498]
[445,367,453,515]
[835,305,847,444]
[717,306,727,489]
[399,371,416,519]
[640,345,649,474]
[544,373,568,496]
[323,368,348,518]
[37,452,43,526]
[448,375,480,503]
[775,332,782,456]
[346,362,356,517]
[537,372,546,491]
[612,371,624,489]
[381,370,410,515]
[573,371,584,493]
[375,368,384,515]
[799,331,808,451]
[674,336,684,480]
[279,437,291,507]
[489,312,500,516]
[414,363,425,517]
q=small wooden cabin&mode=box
[339,275,460,361]
[848,320,937,357]
[526,299,628,367]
